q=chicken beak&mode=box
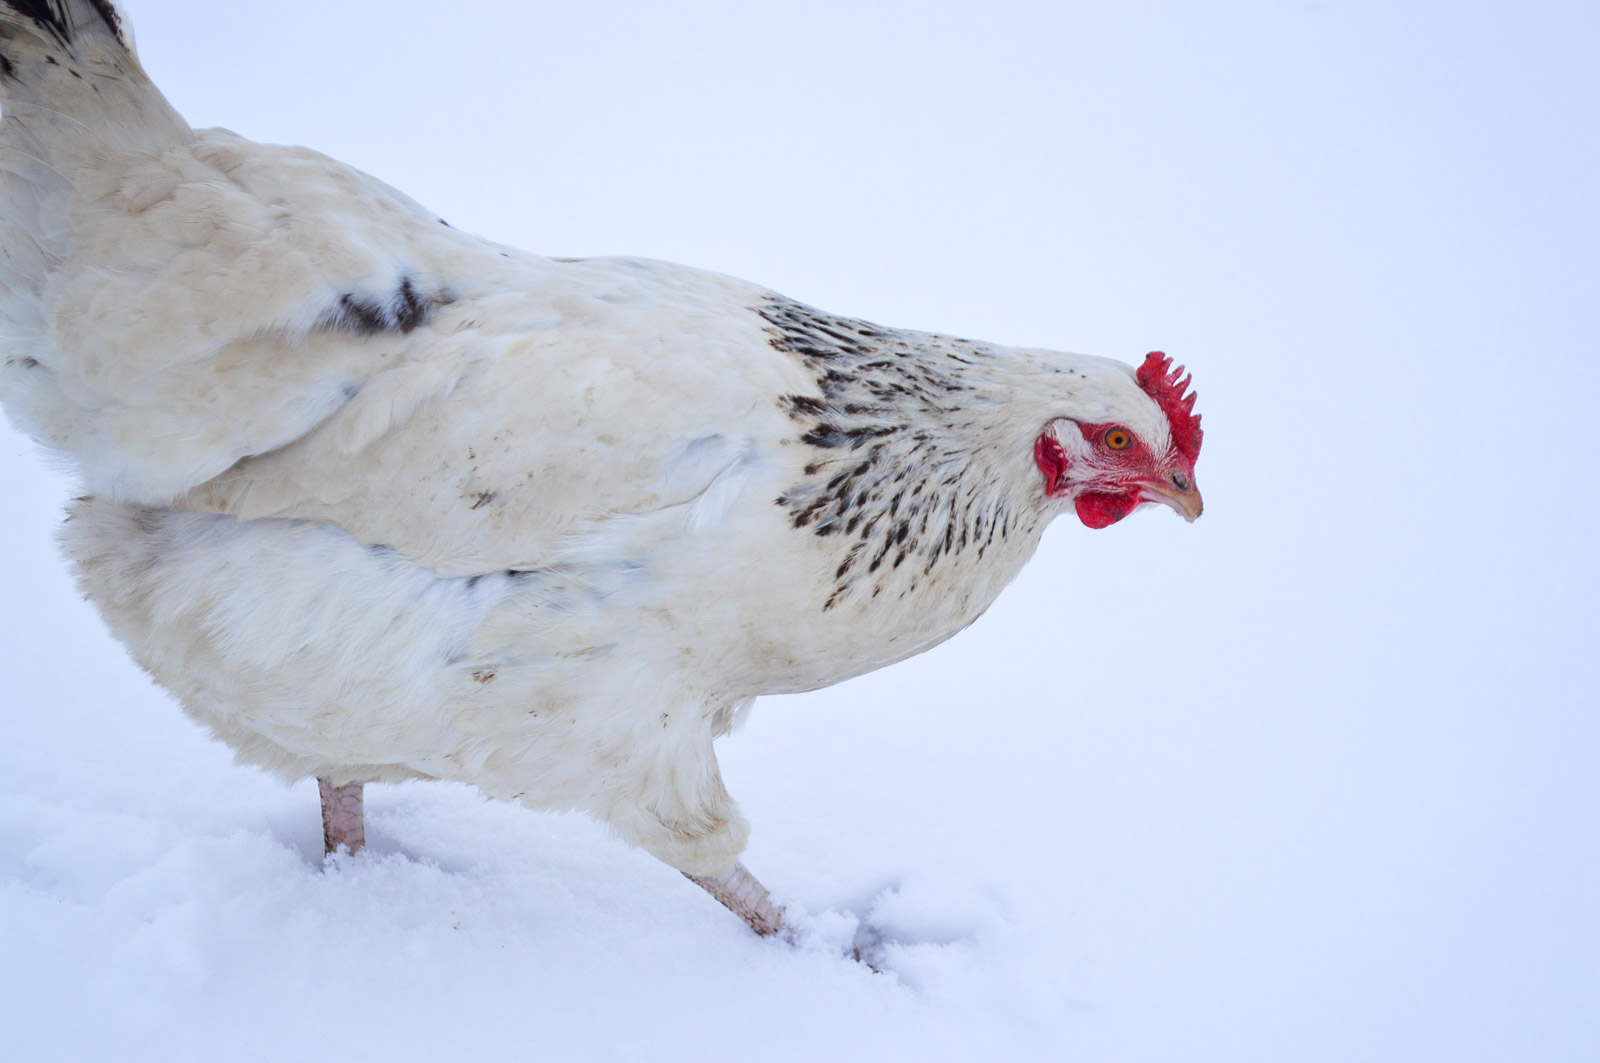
[1141,474,1204,522]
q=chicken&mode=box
[0,2,1203,945]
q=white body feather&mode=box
[2,3,1176,874]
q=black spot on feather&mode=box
[782,394,826,418]
[332,295,387,334]
[324,275,445,336]
[393,277,429,331]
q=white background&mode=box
[2,2,1596,1060]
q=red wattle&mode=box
[1074,489,1141,529]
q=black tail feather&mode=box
[0,1,126,47]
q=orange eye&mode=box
[1104,428,1132,451]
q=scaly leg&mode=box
[318,777,365,855]
[685,861,789,938]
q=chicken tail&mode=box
[0,1,191,464]
[0,1,188,160]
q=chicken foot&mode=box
[686,863,892,969]
[318,777,365,855]
[685,861,790,938]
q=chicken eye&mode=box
[1103,428,1132,451]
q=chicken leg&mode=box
[687,863,890,968]
[316,778,800,948]
[685,862,789,938]
[318,777,365,855]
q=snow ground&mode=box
[3,3,1598,1061]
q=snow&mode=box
[3,2,1598,1061]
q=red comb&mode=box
[1136,351,1203,463]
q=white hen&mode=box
[0,2,1203,942]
